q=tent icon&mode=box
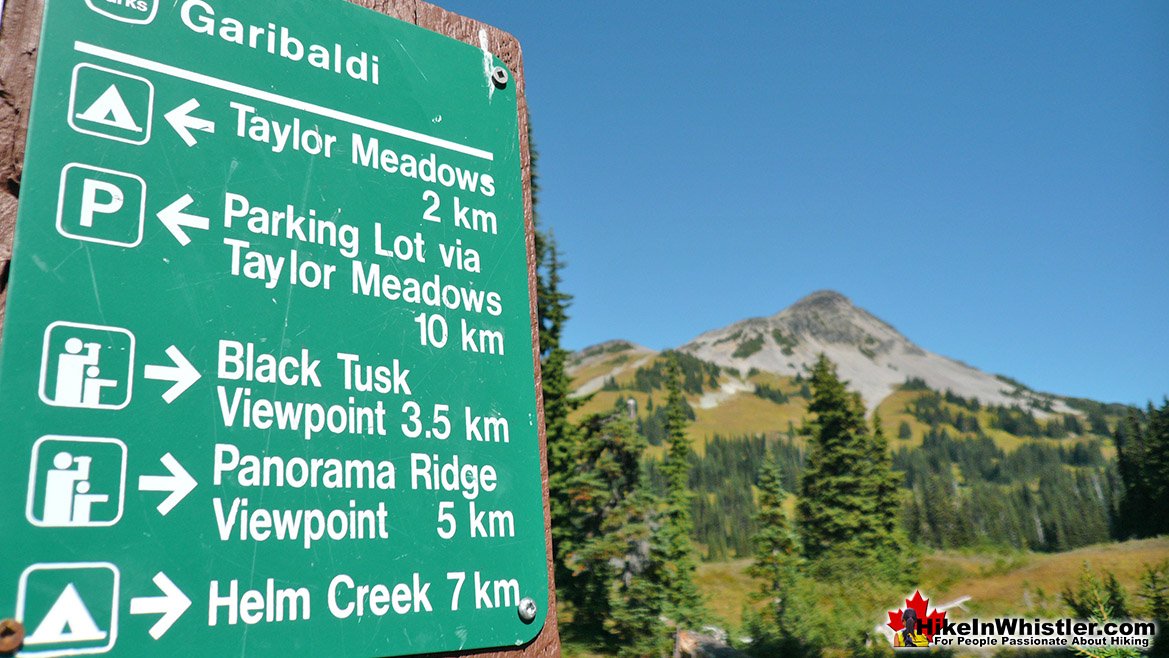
[74,85,143,133]
[68,64,153,145]
[16,563,119,656]
[26,584,109,644]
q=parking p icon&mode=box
[56,164,146,248]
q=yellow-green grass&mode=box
[875,389,1028,451]
[571,370,1114,463]
[567,352,655,392]
[568,386,806,456]
[877,389,1115,455]
[697,557,758,628]
[919,537,1169,618]
[876,389,937,450]
[745,370,801,391]
[567,360,624,390]
[568,390,654,424]
[567,356,807,449]
[747,370,783,386]
[688,394,808,446]
[693,538,1169,632]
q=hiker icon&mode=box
[39,322,135,410]
[56,339,115,407]
[26,436,127,528]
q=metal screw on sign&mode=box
[491,66,509,89]
[0,619,25,654]
[517,597,537,623]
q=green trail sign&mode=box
[0,0,548,656]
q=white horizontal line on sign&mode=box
[74,41,495,161]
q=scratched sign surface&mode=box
[0,0,547,655]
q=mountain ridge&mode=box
[570,290,1077,416]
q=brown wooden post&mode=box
[0,1,559,656]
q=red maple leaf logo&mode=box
[887,590,948,642]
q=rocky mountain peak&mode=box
[769,290,902,352]
[786,289,852,313]
[673,291,1074,416]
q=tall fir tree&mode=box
[541,235,581,548]
[1114,412,1144,538]
[1116,401,1169,538]
[659,356,704,626]
[866,414,905,551]
[797,354,905,563]
[1148,401,1169,536]
[528,116,585,596]
[746,446,801,652]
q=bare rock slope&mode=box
[566,340,658,396]
[678,290,1071,415]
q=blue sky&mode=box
[442,1,1168,406]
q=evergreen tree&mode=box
[659,356,704,626]
[1139,560,1169,658]
[1143,401,1169,535]
[797,354,905,563]
[559,413,673,657]
[1115,413,1145,538]
[1062,562,1131,620]
[1064,564,1140,658]
[867,415,904,548]
[528,117,586,599]
[558,414,650,628]
[604,497,672,658]
[1115,402,1169,539]
[746,447,801,652]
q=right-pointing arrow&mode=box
[164,98,214,146]
[143,345,201,403]
[139,453,197,516]
[130,572,191,640]
[157,194,209,246]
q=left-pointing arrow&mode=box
[157,194,209,246]
[139,453,197,516]
[143,346,201,403]
[164,98,214,146]
[130,572,191,640]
